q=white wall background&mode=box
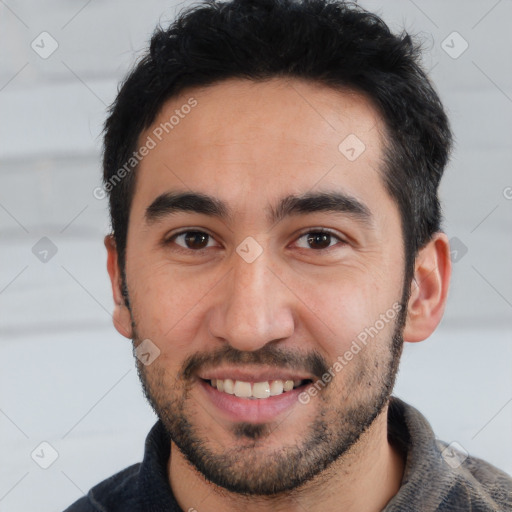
[0,1,511,510]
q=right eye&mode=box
[166,230,220,251]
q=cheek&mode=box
[139,358,184,408]
[128,261,224,350]
[291,264,396,349]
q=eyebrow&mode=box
[144,190,374,228]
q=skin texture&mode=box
[106,78,451,512]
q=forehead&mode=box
[132,78,396,228]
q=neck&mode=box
[168,404,404,512]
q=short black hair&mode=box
[103,0,452,292]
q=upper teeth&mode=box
[211,378,303,399]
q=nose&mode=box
[207,252,295,352]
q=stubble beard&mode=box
[132,306,406,496]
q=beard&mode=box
[130,297,407,497]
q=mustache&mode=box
[180,345,330,382]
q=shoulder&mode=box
[62,463,141,512]
[385,398,512,511]
[436,439,512,510]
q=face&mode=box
[119,78,408,495]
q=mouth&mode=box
[202,377,312,399]
[198,376,314,424]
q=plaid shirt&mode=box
[64,397,512,511]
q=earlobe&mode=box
[105,235,134,339]
[403,232,452,343]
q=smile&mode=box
[199,376,314,423]
[206,378,311,399]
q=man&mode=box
[65,0,512,510]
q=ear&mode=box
[403,232,451,343]
[105,235,133,339]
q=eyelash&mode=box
[165,228,347,252]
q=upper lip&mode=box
[198,367,315,383]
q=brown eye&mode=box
[295,230,345,250]
[307,232,332,249]
[172,231,216,250]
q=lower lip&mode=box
[199,379,308,423]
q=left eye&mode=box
[295,231,345,250]
[172,231,218,250]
